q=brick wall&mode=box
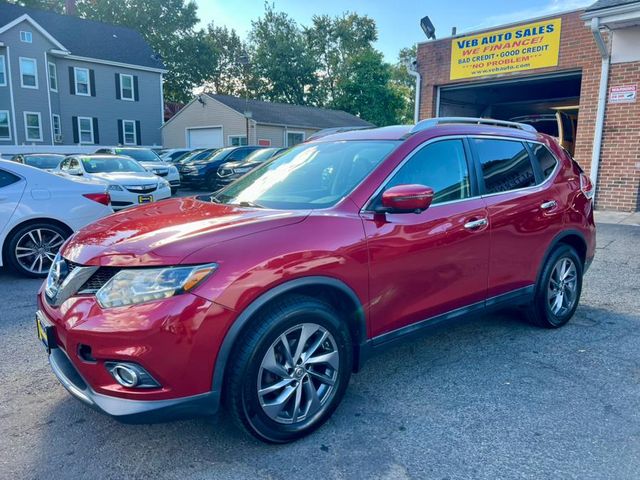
[416,10,639,211]
[595,62,640,211]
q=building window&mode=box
[120,74,134,101]
[74,67,90,96]
[0,111,11,140]
[19,58,38,89]
[20,31,32,43]
[78,117,94,144]
[48,62,57,92]
[24,112,42,142]
[229,135,247,146]
[52,114,61,142]
[286,131,305,147]
[122,120,136,145]
[0,56,6,86]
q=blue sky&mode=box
[194,0,593,61]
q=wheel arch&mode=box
[212,276,367,394]
[1,217,73,266]
[536,229,587,286]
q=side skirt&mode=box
[356,285,534,369]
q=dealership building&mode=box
[416,0,640,211]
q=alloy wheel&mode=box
[547,257,578,316]
[257,323,339,425]
[14,228,65,275]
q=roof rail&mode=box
[410,117,537,134]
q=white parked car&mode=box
[56,155,172,211]
[0,160,112,277]
[95,147,181,194]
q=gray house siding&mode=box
[0,19,55,145]
[0,14,163,153]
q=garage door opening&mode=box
[187,127,223,148]
[437,72,582,153]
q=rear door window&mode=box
[472,138,535,194]
[528,143,558,182]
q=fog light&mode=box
[105,362,160,389]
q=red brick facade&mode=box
[416,10,640,211]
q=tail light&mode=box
[579,173,594,200]
[83,192,111,206]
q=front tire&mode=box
[5,222,69,277]
[225,295,352,443]
[527,245,583,328]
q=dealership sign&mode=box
[450,18,562,80]
[609,85,636,103]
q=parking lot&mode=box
[0,220,638,480]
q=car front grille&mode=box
[78,267,120,293]
[152,169,169,177]
[124,184,157,194]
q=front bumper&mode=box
[48,347,219,423]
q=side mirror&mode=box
[67,168,82,176]
[380,184,434,213]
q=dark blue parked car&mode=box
[179,146,264,190]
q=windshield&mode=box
[179,149,214,163]
[24,155,64,169]
[82,156,147,173]
[114,148,162,162]
[187,147,233,164]
[210,140,399,209]
[243,148,281,164]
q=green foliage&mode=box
[332,49,405,127]
[11,0,65,13]
[201,23,249,97]
[248,4,318,104]
[390,46,418,124]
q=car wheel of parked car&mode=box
[171,187,178,195]
[5,222,69,278]
[527,244,583,328]
[225,295,352,443]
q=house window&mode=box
[0,56,6,86]
[48,62,57,92]
[20,31,32,43]
[52,114,61,142]
[24,112,42,142]
[74,67,90,96]
[286,131,305,147]
[19,58,38,89]
[78,117,94,144]
[120,74,134,101]
[122,120,136,145]
[229,135,247,146]
[0,111,11,140]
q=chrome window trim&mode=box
[360,134,560,214]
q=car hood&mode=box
[62,196,310,266]
[88,171,161,184]
[138,161,170,170]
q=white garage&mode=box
[186,126,224,148]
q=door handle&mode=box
[464,218,488,230]
[540,200,557,210]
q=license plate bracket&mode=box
[138,194,153,204]
[36,311,57,354]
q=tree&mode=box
[390,46,418,124]
[248,4,318,104]
[305,12,377,106]
[11,0,65,13]
[332,49,404,126]
[201,23,250,97]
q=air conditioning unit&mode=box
[54,134,63,143]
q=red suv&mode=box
[36,118,595,443]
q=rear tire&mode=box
[5,222,69,278]
[170,187,178,195]
[527,245,583,328]
[225,295,352,443]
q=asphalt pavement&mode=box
[0,221,638,480]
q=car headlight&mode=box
[169,165,178,174]
[96,263,217,309]
[158,178,170,188]
[218,168,233,177]
[108,184,124,191]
